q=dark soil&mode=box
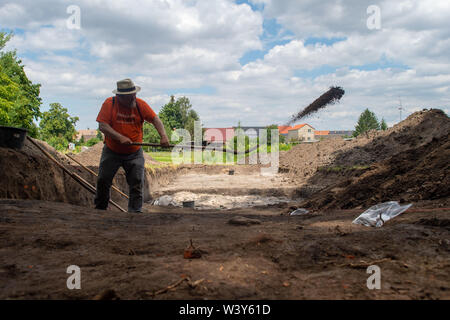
[0,138,162,210]
[286,86,345,125]
[0,199,448,300]
[299,119,450,210]
[281,109,450,210]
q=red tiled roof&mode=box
[204,128,235,142]
[277,125,290,134]
[278,123,314,134]
[314,130,330,135]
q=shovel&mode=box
[131,142,258,155]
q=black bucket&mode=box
[0,126,28,150]
[183,201,195,208]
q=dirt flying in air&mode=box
[286,86,345,125]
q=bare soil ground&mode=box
[0,109,448,300]
[0,139,169,209]
[301,132,450,210]
[1,199,448,300]
[151,171,300,209]
[280,109,450,210]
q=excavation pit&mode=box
[150,169,303,210]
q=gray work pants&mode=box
[94,145,145,212]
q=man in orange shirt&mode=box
[95,78,169,213]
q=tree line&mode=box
[143,95,200,146]
[353,108,388,137]
[1,32,80,150]
[0,32,201,151]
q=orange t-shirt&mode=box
[96,97,157,154]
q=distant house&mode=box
[75,129,99,141]
[314,130,330,140]
[278,124,315,142]
[204,128,235,143]
[277,125,291,137]
[314,130,354,140]
[329,130,354,137]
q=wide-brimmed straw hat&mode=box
[112,78,141,95]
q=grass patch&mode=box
[146,143,294,164]
[148,151,174,163]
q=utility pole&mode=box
[398,96,404,121]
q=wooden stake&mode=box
[65,153,129,200]
[27,137,126,212]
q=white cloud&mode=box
[1,0,449,131]
[0,3,26,25]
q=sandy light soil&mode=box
[152,170,302,209]
[0,199,448,300]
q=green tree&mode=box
[159,95,183,130]
[185,109,199,138]
[178,96,192,126]
[0,68,20,124]
[265,124,280,146]
[0,32,12,49]
[380,118,388,130]
[96,129,103,140]
[86,137,100,147]
[143,122,161,144]
[158,95,200,140]
[353,108,380,137]
[39,103,79,151]
[0,32,41,137]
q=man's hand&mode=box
[99,122,133,145]
[160,135,170,147]
[118,135,133,145]
[151,116,170,147]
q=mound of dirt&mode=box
[0,138,158,210]
[0,138,94,207]
[72,142,159,166]
[301,132,450,210]
[284,109,450,210]
[331,109,450,167]
[280,138,361,180]
[280,109,449,182]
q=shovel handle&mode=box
[131,142,258,155]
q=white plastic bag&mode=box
[153,195,174,206]
[290,208,310,216]
[352,201,412,227]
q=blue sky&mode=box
[1,0,449,131]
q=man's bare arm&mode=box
[151,116,170,146]
[98,122,132,144]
